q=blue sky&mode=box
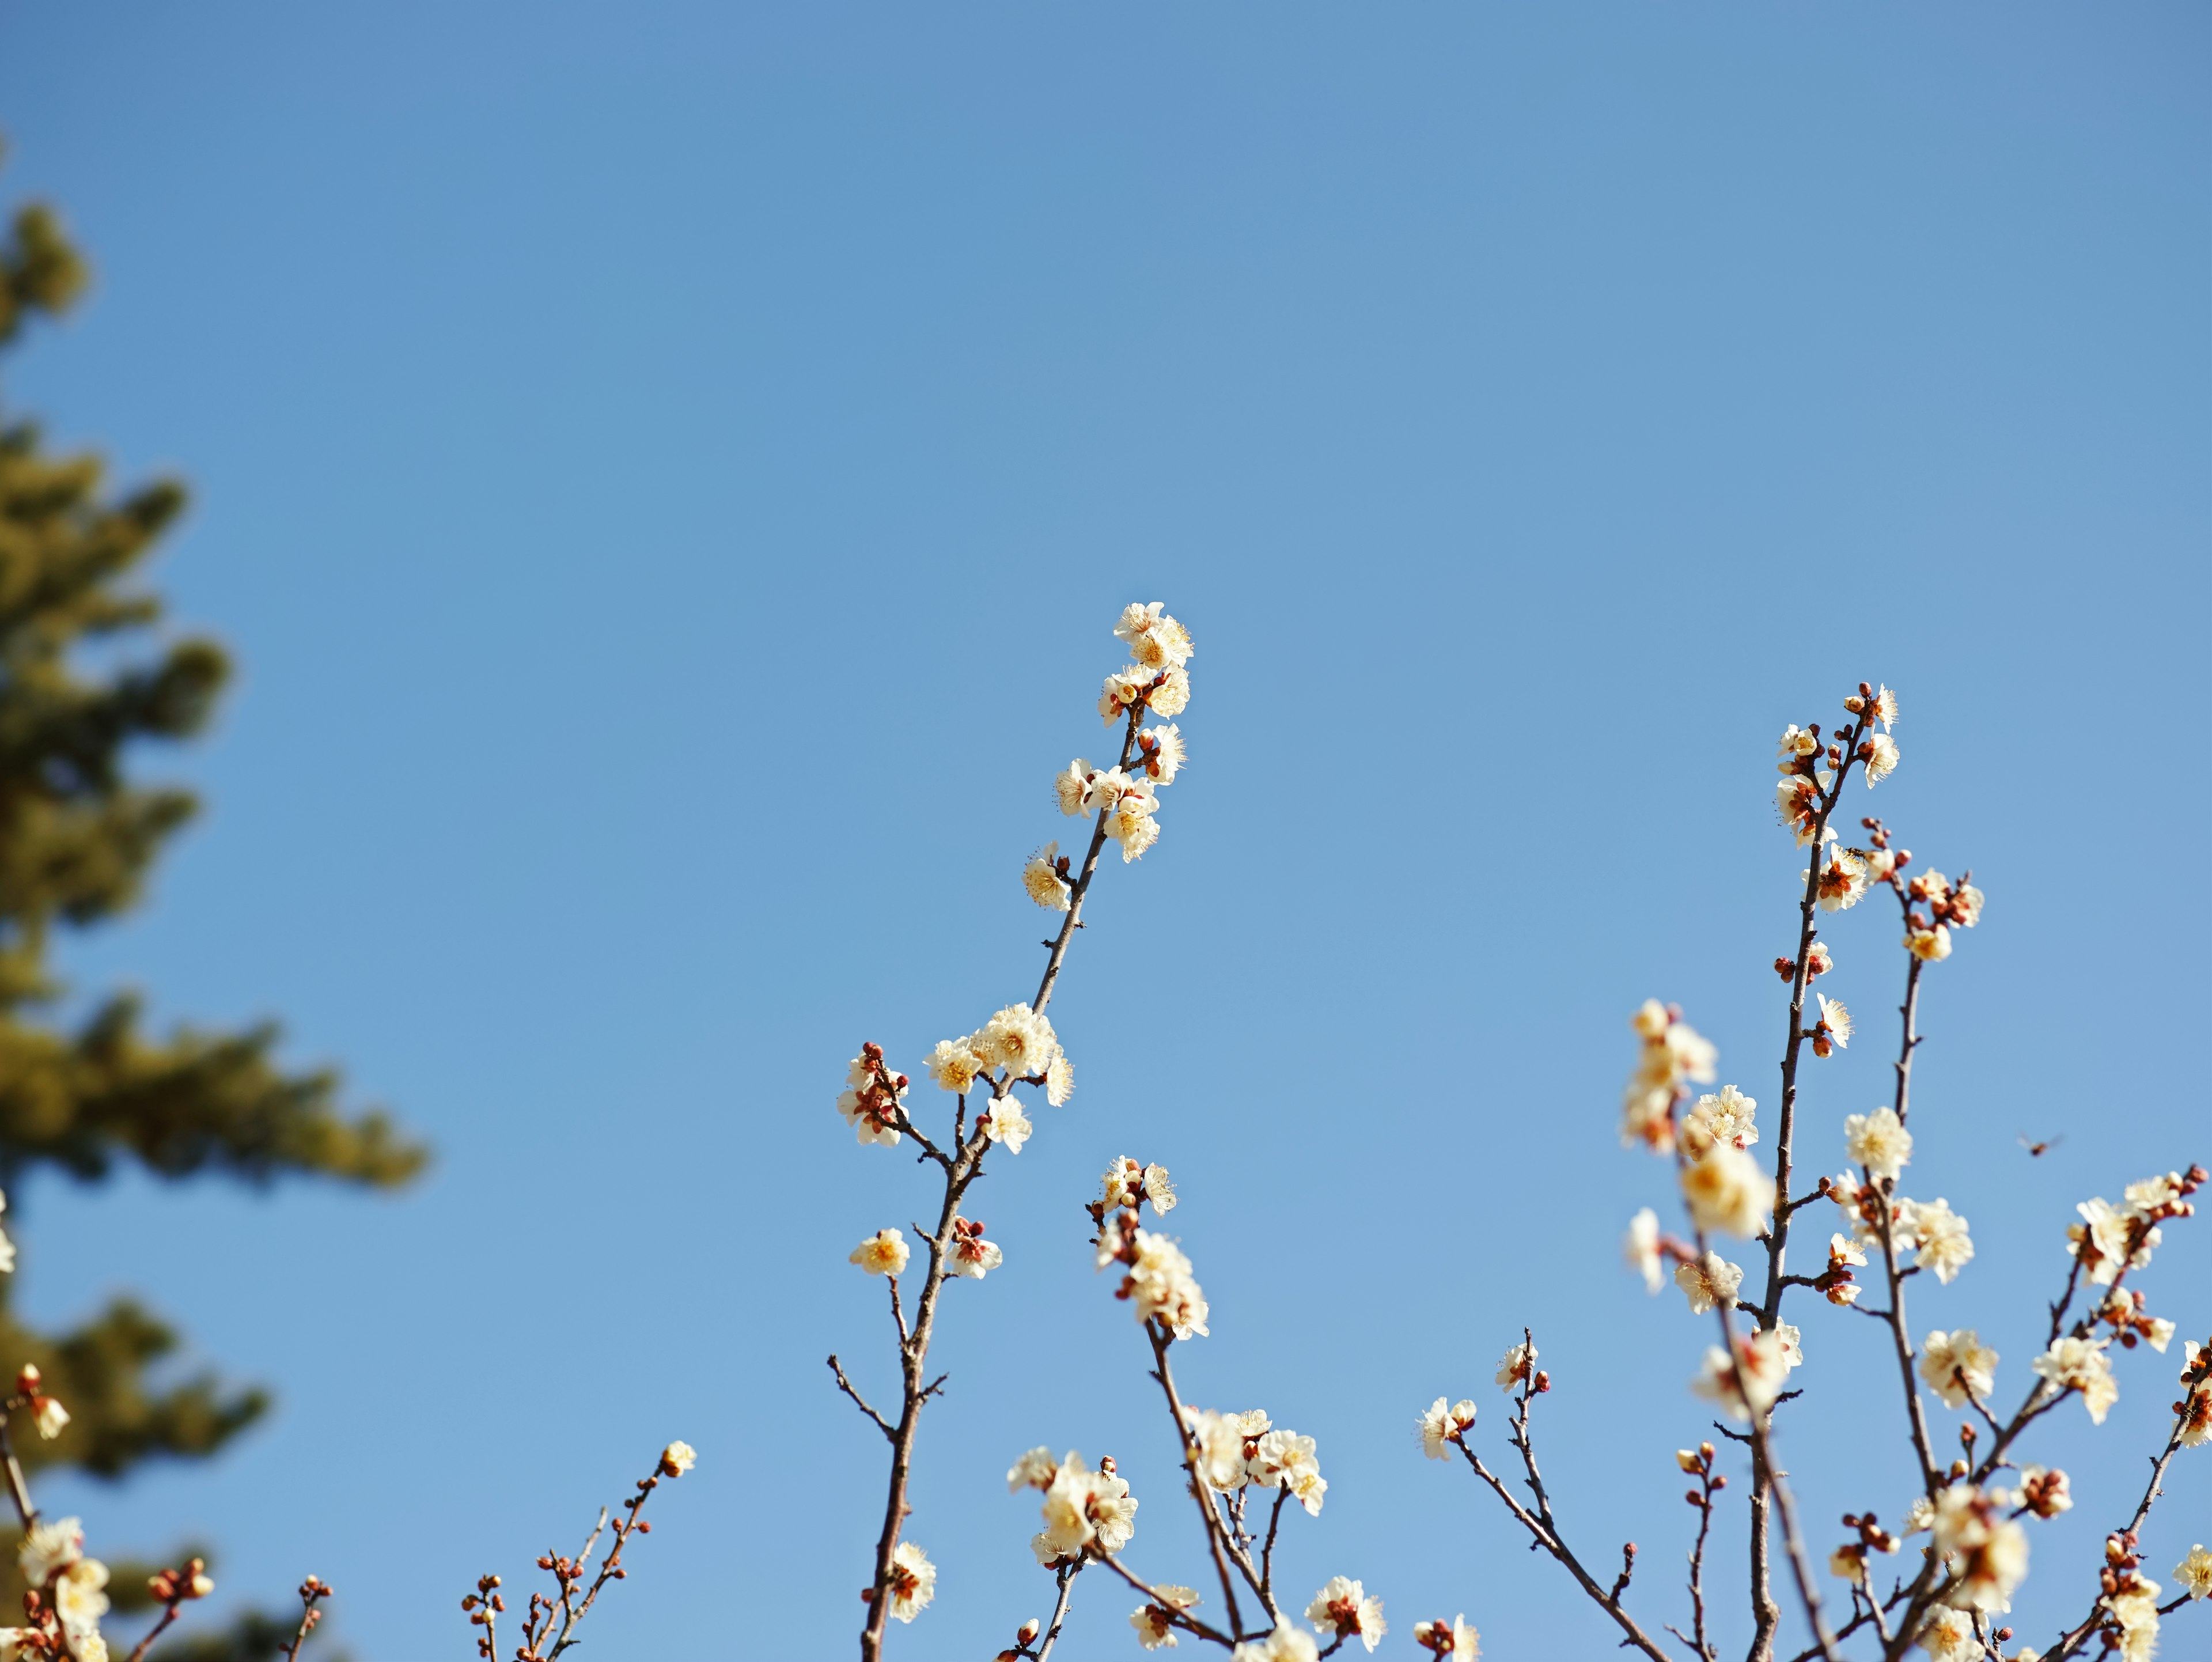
[0,3,2206,1657]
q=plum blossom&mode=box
[1411,1614,1479,1655]
[849,1229,910,1277]
[1846,1107,1912,1182]
[1495,1341,1538,1394]
[1024,843,1071,911]
[1231,1625,1319,1662]
[1130,1585,1202,1650]
[2033,1337,2119,1425]
[1681,1145,1775,1239]
[1694,1328,1791,1420]
[1418,1398,1476,1460]
[1675,1251,1743,1315]
[1918,1330,1997,1409]
[1624,1208,1664,1293]
[882,1540,934,1623]
[1306,1577,1386,1653]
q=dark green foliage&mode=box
[0,141,419,1657]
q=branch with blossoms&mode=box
[0,1298,306,1661]
[460,1439,696,1661]
[1421,682,2206,1662]
[830,603,1194,1662]
[990,1160,1397,1662]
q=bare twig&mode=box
[828,1354,896,1441]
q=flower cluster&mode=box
[1178,1407,1327,1515]
[1620,1000,1718,1152]
[1094,1160,1207,1339]
[1830,1175,1975,1284]
[9,1516,116,1662]
[1009,1448,1139,1565]
[836,1043,910,1147]
[1827,1509,1899,1588]
[2068,1166,2202,1287]
[1929,1483,2030,1613]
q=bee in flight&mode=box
[2018,1134,2065,1158]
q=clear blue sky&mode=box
[0,4,2206,1658]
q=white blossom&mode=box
[1128,1230,1210,1339]
[1495,1341,1537,1394]
[1130,1585,1202,1650]
[1039,1453,1138,1557]
[884,1539,935,1623]
[1845,1107,1912,1182]
[1416,1397,1475,1460]
[1918,1330,1997,1408]
[1410,1614,1479,1655]
[1045,1053,1075,1107]
[1675,1251,1743,1315]
[1306,1577,1386,1653]
[18,1516,83,1588]
[1056,759,1095,816]
[1862,733,1899,785]
[2033,1336,2118,1424]
[1024,843,1071,911]
[1231,1625,1318,1662]
[982,1097,1032,1154]
[923,1037,985,1095]
[1007,1447,1059,1492]
[1913,1606,1975,1661]
[849,1228,910,1277]
[979,1003,1058,1078]
[1694,1329,1790,1420]
[2175,1544,2212,1601]
[1896,1197,1974,1284]
[1681,1145,1775,1239]
[1683,1085,1758,1153]
[1624,1208,1664,1294]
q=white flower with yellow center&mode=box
[979,1003,1058,1077]
[1845,1107,1912,1182]
[1862,732,1899,785]
[1055,759,1094,816]
[1906,924,1953,961]
[1674,1251,1743,1315]
[924,1037,986,1095]
[1913,1606,1974,1661]
[1918,1329,1997,1407]
[1495,1341,1537,1393]
[1045,1054,1075,1107]
[983,1098,1032,1154]
[18,1516,84,1588]
[1896,1197,1974,1284]
[2174,1544,2212,1601]
[1139,723,1186,783]
[1024,843,1071,911]
[1681,1145,1776,1240]
[849,1228,910,1277]
[1811,847,1869,911]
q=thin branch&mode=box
[1032,1562,1081,1662]
[1096,1553,1239,1649]
[1145,1321,1247,1637]
[827,1355,896,1441]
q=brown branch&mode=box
[1143,1320,1247,1637]
[280,1577,332,1662]
[1032,1561,1081,1662]
[827,1355,896,1441]
[1747,706,1868,1662]
[1450,1434,1673,1662]
[1096,1553,1238,1648]
[857,709,1147,1661]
